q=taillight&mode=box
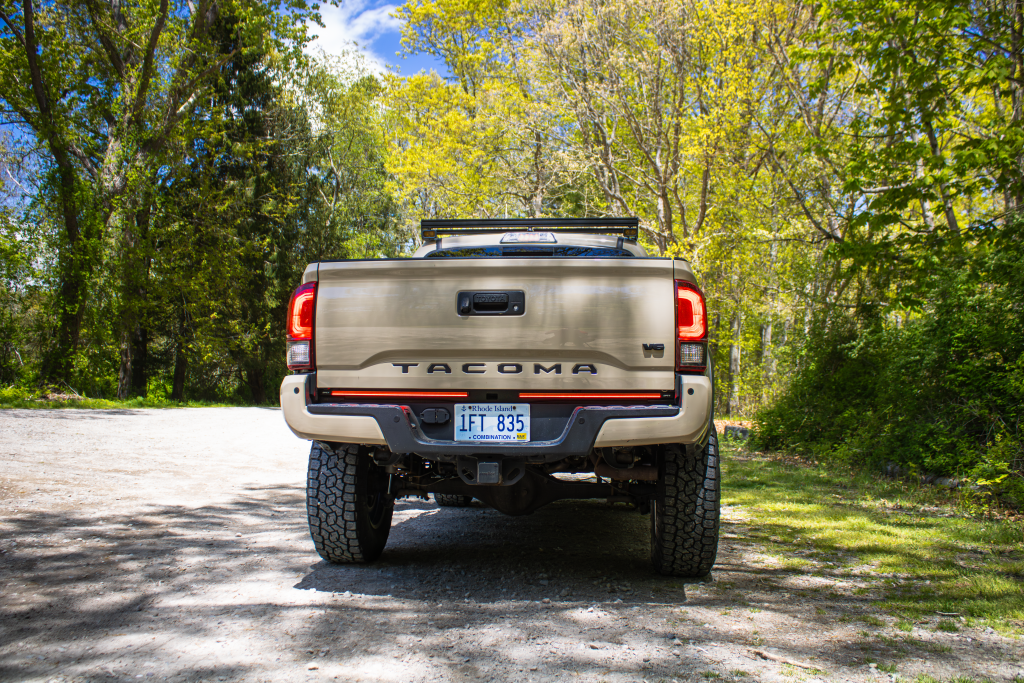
[287,282,317,372]
[675,280,707,371]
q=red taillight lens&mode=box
[287,282,317,341]
[675,281,707,341]
[675,280,707,371]
[287,282,317,372]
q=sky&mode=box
[305,0,449,77]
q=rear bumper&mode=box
[279,373,712,458]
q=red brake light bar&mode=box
[518,392,663,400]
[330,391,470,399]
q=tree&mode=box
[826,0,1023,281]
[0,0,316,391]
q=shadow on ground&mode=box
[0,483,1004,682]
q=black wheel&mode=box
[650,429,720,577]
[434,493,473,507]
[306,441,394,563]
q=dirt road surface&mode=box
[0,408,1018,683]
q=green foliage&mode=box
[753,0,1024,487]
[0,0,1020,425]
[754,218,1024,489]
[0,384,245,409]
[0,2,401,404]
[0,210,35,384]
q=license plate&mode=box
[454,404,530,442]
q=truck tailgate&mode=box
[314,258,676,391]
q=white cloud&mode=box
[306,0,403,73]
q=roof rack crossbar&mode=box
[421,217,639,242]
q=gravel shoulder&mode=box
[0,408,1019,683]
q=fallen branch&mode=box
[751,650,819,670]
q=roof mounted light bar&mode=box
[421,218,640,242]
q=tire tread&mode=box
[306,441,391,563]
[650,430,720,577]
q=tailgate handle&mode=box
[458,290,525,316]
[473,293,508,312]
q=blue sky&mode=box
[306,0,448,76]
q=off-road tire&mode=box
[650,430,720,577]
[434,493,473,507]
[306,441,394,563]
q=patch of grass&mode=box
[936,619,960,632]
[878,633,904,649]
[913,675,941,683]
[918,641,953,654]
[721,447,1024,632]
[729,671,749,678]
[877,662,897,673]
[700,672,721,680]
[895,619,913,631]
[861,615,886,627]
[0,384,259,409]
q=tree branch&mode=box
[82,0,126,78]
[130,0,169,127]
[0,7,25,47]
[22,0,51,122]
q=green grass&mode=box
[722,447,1024,632]
[0,385,259,410]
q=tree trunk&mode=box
[41,166,89,385]
[728,310,742,416]
[130,324,148,397]
[1010,0,1023,210]
[18,3,91,386]
[116,201,153,399]
[117,328,133,400]
[170,308,189,401]
[760,320,773,402]
[709,312,721,412]
[245,364,267,404]
[171,338,187,401]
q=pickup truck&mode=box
[279,218,718,577]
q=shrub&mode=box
[753,218,1024,490]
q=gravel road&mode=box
[0,408,1019,683]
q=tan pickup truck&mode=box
[280,218,718,577]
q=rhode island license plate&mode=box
[454,403,531,442]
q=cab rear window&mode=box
[424,245,635,258]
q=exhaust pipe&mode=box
[594,462,658,481]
